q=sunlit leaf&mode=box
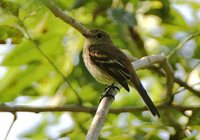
[0,25,23,43]
[2,39,42,65]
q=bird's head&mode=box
[83,29,113,44]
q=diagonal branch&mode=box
[17,20,83,105]
[41,0,89,35]
[86,88,117,140]
[3,113,17,140]
[128,27,148,56]
[167,32,200,59]
[174,78,200,97]
[150,66,200,98]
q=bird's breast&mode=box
[83,45,114,85]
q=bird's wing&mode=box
[89,44,132,91]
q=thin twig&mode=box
[174,78,200,97]
[3,113,17,140]
[17,20,83,104]
[167,32,200,58]
[149,65,200,97]
[173,82,200,95]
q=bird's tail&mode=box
[130,75,160,118]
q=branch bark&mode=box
[0,104,199,114]
[41,0,89,35]
[86,88,117,140]
[132,54,174,94]
[128,27,148,56]
[129,56,200,98]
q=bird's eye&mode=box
[96,32,102,38]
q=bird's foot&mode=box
[104,84,120,92]
[99,84,119,102]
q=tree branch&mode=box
[0,104,199,114]
[128,27,148,56]
[132,54,174,100]
[149,65,200,98]
[0,104,96,113]
[41,0,89,34]
[174,78,200,97]
[129,56,200,98]
[167,32,200,59]
[86,88,117,140]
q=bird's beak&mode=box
[82,32,92,38]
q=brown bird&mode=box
[82,29,160,117]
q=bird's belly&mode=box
[83,51,114,85]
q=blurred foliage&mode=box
[0,0,200,139]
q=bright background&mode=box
[0,0,200,139]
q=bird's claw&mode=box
[99,84,119,102]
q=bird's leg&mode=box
[100,84,119,102]
[105,84,120,92]
[104,85,111,92]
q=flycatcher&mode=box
[82,29,160,117]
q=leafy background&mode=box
[0,0,200,139]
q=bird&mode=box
[82,29,160,117]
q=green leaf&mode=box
[2,39,42,65]
[107,8,135,27]
[193,40,200,59]
[0,25,23,43]
[0,63,52,102]
[2,33,64,66]
[69,0,87,9]
[0,1,20,16]
[188,111,200,126]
